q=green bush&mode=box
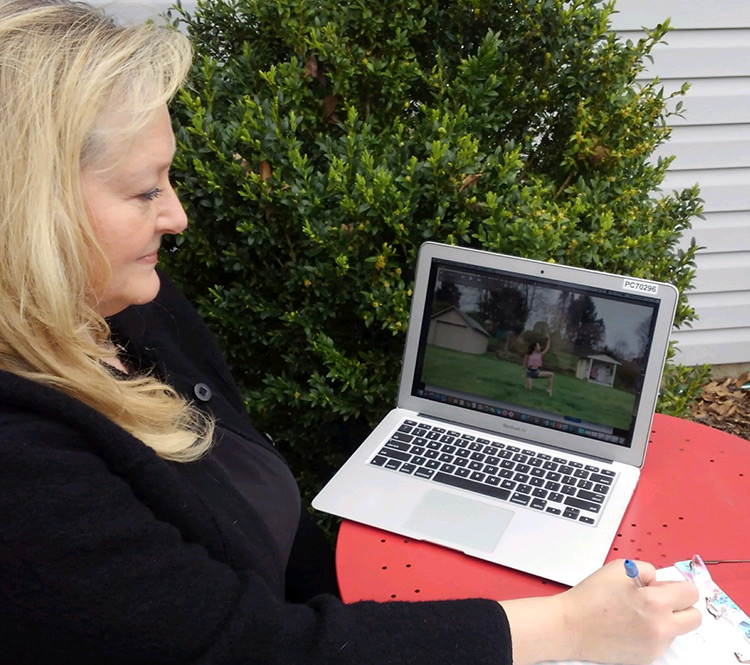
[165,0,703,498]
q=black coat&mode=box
[0,272,511,665]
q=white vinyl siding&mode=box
[612,2,750,368]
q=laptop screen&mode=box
[409,257,664,454]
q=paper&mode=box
[535,563,750,665]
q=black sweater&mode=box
[0,272,512,665]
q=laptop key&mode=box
[414,467,435,479]
[577,489,606,504]
[580,516,596,525]
[399,463,416,474]
[589,473,613,485]
[432,472,511,501]
[385,439,411,451]
[510,493,531,506]
[370,456,387,466]
[384,459,401,470]
[390,431,414,443]
[564,496,602,513]
[378,448,411,462]
[530,498,547,510]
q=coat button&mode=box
[194,383,212,401]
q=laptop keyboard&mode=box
[369,419,617,526]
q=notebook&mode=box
[313,242,678,586]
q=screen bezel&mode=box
[397,242,678,468]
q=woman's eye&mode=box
[139,187,163,201]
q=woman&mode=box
[523,336,555,396]
[0,1,700,663]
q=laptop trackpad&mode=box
[403,489,514,553]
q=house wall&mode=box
[428,310,488,355]
[610,1,750,370]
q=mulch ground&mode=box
[689,372,750,441]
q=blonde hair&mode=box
[0,0,213,461]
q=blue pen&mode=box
[624,559,645,587]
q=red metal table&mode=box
[335,414,750,607]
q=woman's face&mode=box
[81,104,187,317]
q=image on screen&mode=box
[411,262,661,448]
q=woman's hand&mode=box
[499,559,701,665]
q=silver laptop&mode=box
[313,242,677,586]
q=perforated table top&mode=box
[335,414,750,606]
